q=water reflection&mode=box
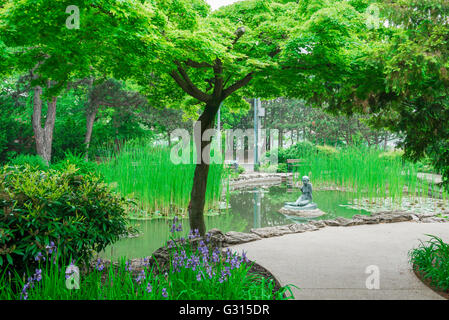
[100,185,369,260]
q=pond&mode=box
[99,185,369,260]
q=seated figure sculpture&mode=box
[284,176,317,210]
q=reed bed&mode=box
[97,142,225,217]
[290,146,447,207]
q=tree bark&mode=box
[278,128,283,148]
[32,85,57,165]
[84,104,98,161]
[84,77,96,161]
[188,101,220,236]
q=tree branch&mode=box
[170,65,211,102]
[184,59,213,68]
[222,72,254,99]
[212,58,223,101]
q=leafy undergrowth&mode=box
[409,235,449,294]
[0,218,294,300]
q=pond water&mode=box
[99,185,369,260]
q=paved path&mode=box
[230,222,449,300]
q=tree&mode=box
[0,0,156,164]
[378,0,449,185]
[135,0,369,235]
[311,0,449,186]
[80,79,147,159]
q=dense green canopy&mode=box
[1,0,448,231]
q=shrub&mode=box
[9,154,48,170]
[51,151,99,176]
[276,141,317,164]
[378,149,404,161]
[316,145,339,156]
[260,164,278,173]
[277,163,287,173]
[0,164,128,271]
[409,235,449,292]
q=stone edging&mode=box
[211,211,449,247]
[227,173,289,190]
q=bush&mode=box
[409,235,449,292]
[0,164,128,271]
[378,149,404,161]
[277,163,287,173]
[316,145,339,156]
[276,141,317,164]
[51,151,99,176]
[9,154,48,170]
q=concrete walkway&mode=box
[230,222,449,300]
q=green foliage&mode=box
[378,150,404,160]
[0,164,128,270]
[0,78,34,162]
[288,145,428,202]
[276,163,287,173]
[0,224,294,300]
[51,151,98,176]
[316,145,339,156]
[409,235,449,292]
[97,142,225,217]
[9,154,48,170]
[276,141,317,164]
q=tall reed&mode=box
[291,146,444,206]
[97,142,225,217]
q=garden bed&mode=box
[409,235,449,300]
[413,265,449,300]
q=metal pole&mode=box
[254,98,258,171]
[217,102,222,154]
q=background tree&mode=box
[0,0,156,164]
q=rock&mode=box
[335,217,354,226]
[308,220,327,228]
[283,203,318,210]
[322,219,341,227]
[278,207,326,218]
[420,217,449,223]
[379,213,413,223]
[250,226,293,238]
[288,223,318,233]
[224,231,261,245]
[207,228,225,248]
[322,217,354,227]
[361,215,381,224]
[350,217,366,225]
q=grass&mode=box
[409,235,449,293]
[97,141,226,218]
[289,146,448,206]
[0,219,294,300]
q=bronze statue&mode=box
[284,176,316,209]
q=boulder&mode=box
[308,220,327,228]
[223,231,261,245]
[278,207,326,218]
[288,223,318,233]
[250,225,294,238]
[420,217,449,223]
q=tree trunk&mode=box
[278,128,283,148]
[84,77,96,161]
[32,85,57,165]
[188,102,220,236]
[84,105,98,161]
